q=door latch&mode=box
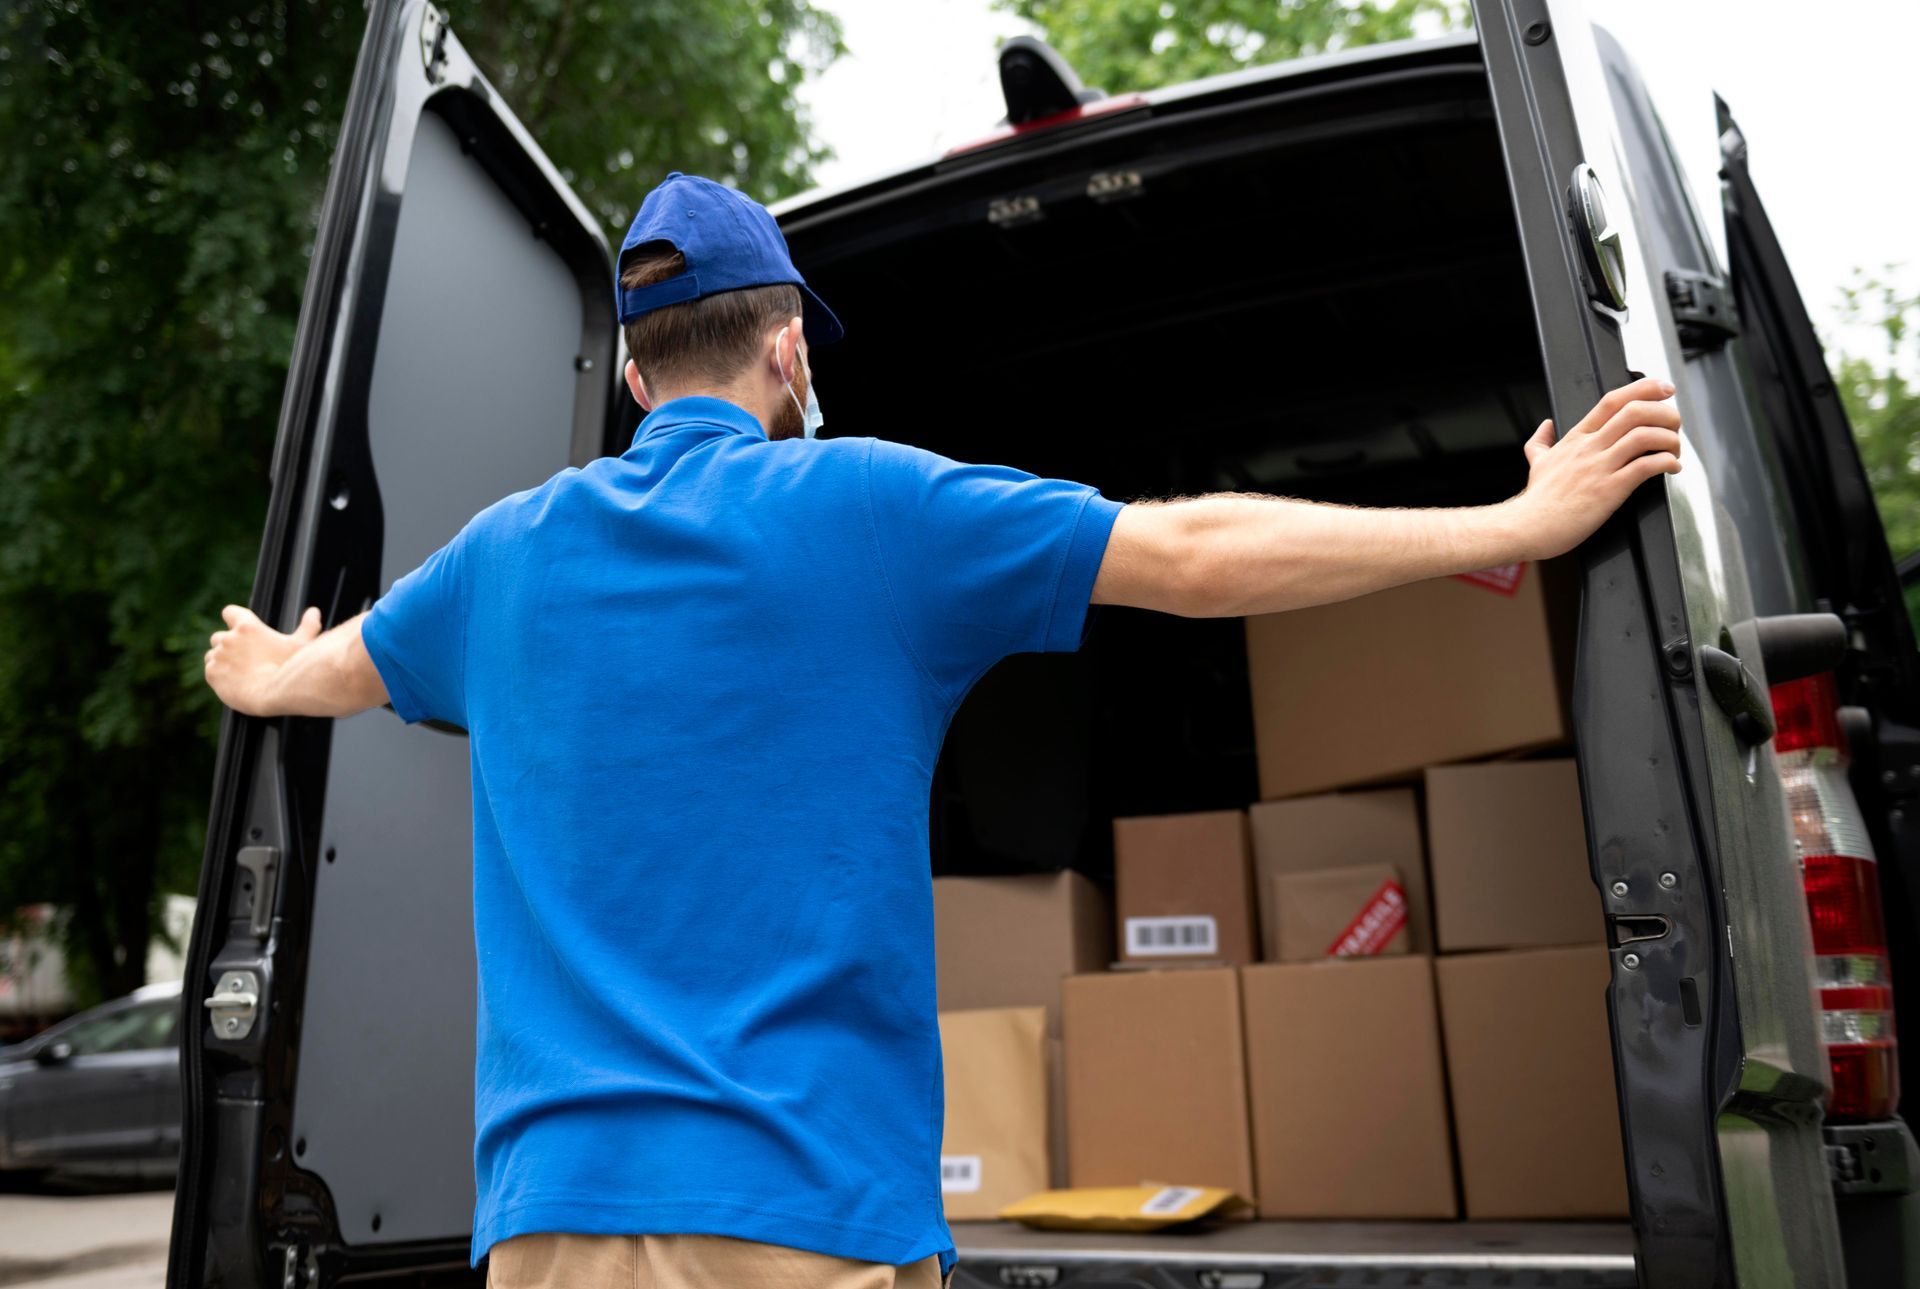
[204,970,261,1040]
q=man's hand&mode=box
[1092,375,1683,618]
[204,606,389,718]
[1505,375,1683,560]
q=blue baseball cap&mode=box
[616,172,843,344]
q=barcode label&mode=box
[1140,1185,1204,1215]
[940,1155,982,1194]
[1126,915,1219,957]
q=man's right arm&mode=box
[1092,376,1682,617]
[205,608,390,718]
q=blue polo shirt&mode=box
[358,396,1123,1272]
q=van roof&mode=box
[770,31,1480,222]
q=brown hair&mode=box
[621,242,802,390]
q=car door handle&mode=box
[1699,644,1775,746]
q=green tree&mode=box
[1835,275,1920,555]
[0,0,839,1005]
[998,0,1467,94]
[1833,273,1920,631]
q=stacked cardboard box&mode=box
[933,871,1108,1208]
[935,560,1629,1225]
[938,1007,1051,1220]
[1060,967,1255,1198]
[1423,757,1625,1218]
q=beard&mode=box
[767,362,809,442]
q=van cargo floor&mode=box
[952,1219,1636,1283]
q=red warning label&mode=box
[1452,562,1528,596]
[1327,879,1409,957]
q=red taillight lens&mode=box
[1772,672,1848,757]
[1803,853,1888,956]
[1772,671,1899,1122]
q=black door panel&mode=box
[1473,2,1842,1283]
[171,1,614,1283]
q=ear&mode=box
[771,316,804,384]
[625,358,651,411]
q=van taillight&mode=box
[1773,671,1899,1121]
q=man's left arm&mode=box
[204,607,390,718]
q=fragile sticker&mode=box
[1125,915,1219,957]
[1452,562,1527,596]
[1327,879,1408,957]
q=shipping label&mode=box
[1327,879,1408,957]
[940,1155,982,1194]
[1139,1185,1204,1215]
[1452,562,1528,596]
[1125,915,1219,957]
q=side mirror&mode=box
[35,1040,74,1066]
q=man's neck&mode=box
[650,383,776,436]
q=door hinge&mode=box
[1666,268,1740,354]
[1827,1122,1920,1195]
[280,1242,319,1289]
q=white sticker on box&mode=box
[1139,1185,1204,1215]
[940,1155,982,1194]
[1125,915,1218,957]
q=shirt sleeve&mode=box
[359,529,471,728]
[864,438,1124,700]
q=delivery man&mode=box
[202,172,1682,1289]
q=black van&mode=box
[169,0,1920,1285]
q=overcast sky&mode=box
[800,0,1917,362]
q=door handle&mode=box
[1698,644,1775,746]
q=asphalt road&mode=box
[0,1181,171,1288]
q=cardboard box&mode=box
[1047,1035,1069,1188]
[1244,562,1570,799]
[1425,759,1604,952]
[1270,863,1409,961]
[1113,811,1257,966]
[1436,946,1629,1219]
[1249,789,1433,957]
[1241,957,1455,1218]
[1062,968,1255,1197]
[934,872,1110,1033]
[938,1007,1050,1221]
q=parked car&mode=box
[1,981,181,1179]
[169,0,1920,1286]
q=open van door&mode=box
[167,3,616,1285]
[1473,1,1845,1284]
[1718,96,1920,1284]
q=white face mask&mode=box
[783,342,824,439]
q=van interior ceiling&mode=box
[787,71,1551,880]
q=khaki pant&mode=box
[486,1232,947,1289]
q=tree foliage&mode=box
[1835,276,1920,555]
[1833,274,1920,629]
[998,0,1466,94]
[0,0,838,1004]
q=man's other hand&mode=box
[204,605,322,716]
[1507,376,1683,560]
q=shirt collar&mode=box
[630,395,768,450]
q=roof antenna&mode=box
[998,36,1104,125]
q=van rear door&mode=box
[1474,1,1844,1283]
[1717,94,1920,1282]
[167,2,615,1285]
